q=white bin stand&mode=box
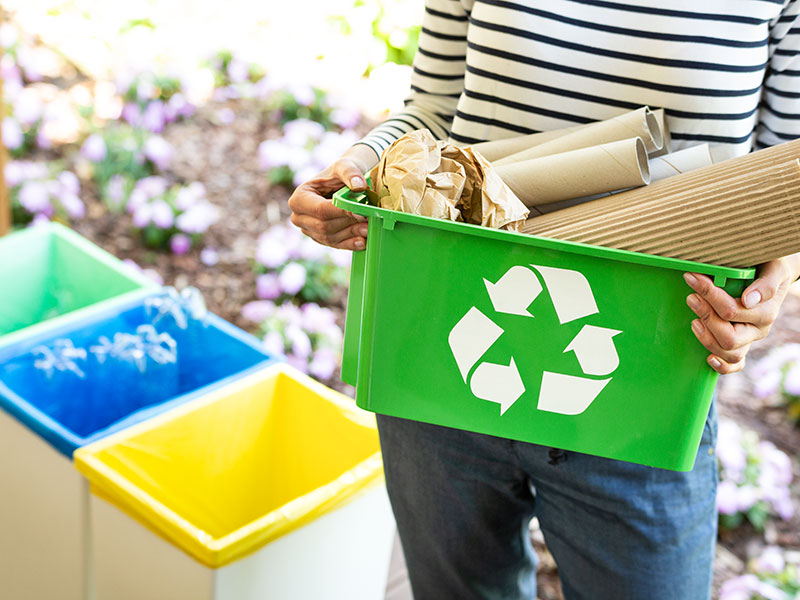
[0,410,90,600]
[89,483,396,600]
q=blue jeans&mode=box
[376,400,718,600]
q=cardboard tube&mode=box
[494,137,650,207]
[648,109,672,158]
[522,138,800,268]
[495,107,663,166]
[471,125,583,162]
[649,144,712,182]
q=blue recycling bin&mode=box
[0,291,277,600]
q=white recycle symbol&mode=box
[448,265,622,416]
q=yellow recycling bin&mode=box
[74,363,396,600]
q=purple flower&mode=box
[57,171,80,195]
[122,102,142,126]
[4,161,24,186]
[301,303,336,333]
[2,116,23,150]
[258,139,288,170]
[736,485,759,512]
[286,83,315,107]
[14,90,43,126]
[81,133,107,162]
[58,192,85,219]
[144,136,173,171]
[151,200,175,229]
[331,107,361,130]
[132,203,153,228]
[123,259,164,285]
[256,273,281,300]
[286,353,309,374]
[227,58,250,84]
[19,181,51,214]
[106,174,127,208]
[309,348,338,380]
[242,300,275,323]
[755,546,786,574]
[329,247,352,268]
[286,324,312,359]
[256,234,290,269]
[136,175,169,198]
[753,581,788,600]
[719,574,759,600]
[279,262,307,295]
[0,23,19,48]
[176,182,206,210]
[783,363,800,396]
[283,118,325,146]
[176,202,219,234]
[262,330,285,356]
[200,247,219,266]
[170,233,191,255]
[167,93,195,119]
[717,480,739,516]
[142,100,167,133]
[216,107,235,125]
[754,368,783,399]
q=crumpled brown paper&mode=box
[369,130,529,231]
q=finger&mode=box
[683,272,754,324]
[291,212,361,237]
[332,160,368,192]
[706,353,746,375]
[689,317,754,365]
[741,259,793,309]
[288,191,352,222]
[686,293,766,350]
[295,217,369,247]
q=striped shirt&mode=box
[359,0,800,162]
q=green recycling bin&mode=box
[0,223,157,348]
[333,189,755,471]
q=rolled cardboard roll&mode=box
[648,109,672,158]
[494,137,650,207]
[471,125,582,162]
[649,144,712,182]
[522,138,800,268]
[495,107,664,166]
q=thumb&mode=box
[333,160,367,192]
[742,260,789,309]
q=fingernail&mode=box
[692,320,705,335]
[683,273,698,287]
[687,294,700,310]
[744,290,761,308]
[350,176,365,189]
[358,225,368,237]
[354,239,365,250]
[709,357,721,369]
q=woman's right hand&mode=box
[288,145,379,251]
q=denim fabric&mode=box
[376,400,718,600]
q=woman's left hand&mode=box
[684,254,800,374]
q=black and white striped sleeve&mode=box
[757,0,800,147]
[357,0,470,157]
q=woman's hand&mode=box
[288,144,379,251]
[684,253,800,374]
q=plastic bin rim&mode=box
[332,187,756,282]
[74,363,382,567]
[0,292,276,457]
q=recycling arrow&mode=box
[537,372,611,416]
[483,265,542,318]
[531,265,598,324]
[448,307,502,382]
[564,325,622,376]
[470,358,525,415]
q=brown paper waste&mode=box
[522,138,800,268]
[369,129,530,231]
